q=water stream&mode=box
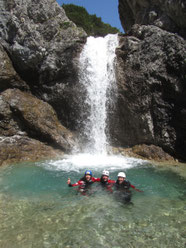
[78,34,118,154]
[0,35,185,247]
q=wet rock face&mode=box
[118,0,186,38]
[0,0,87,129]
[115,25,186,160]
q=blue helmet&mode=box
[85,170,92,176]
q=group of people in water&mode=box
[67,170,143,203]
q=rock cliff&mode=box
[115,0,186,160]
[0,0,87,128]
[1,0,185,164]
[0,0,86,165]
[119,0,186,38]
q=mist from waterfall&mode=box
[79,34,119,155]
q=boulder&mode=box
[0,135,63,166]
[0,89,76,151]
[111,144,174,161]
[131,144,174,161]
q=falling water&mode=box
[79,34,119,155]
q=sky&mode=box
[56,0,124,32]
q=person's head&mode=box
[101,170,109,182]
[117,172,126,184]
[84,170,92,181]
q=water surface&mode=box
[0,155,185,248]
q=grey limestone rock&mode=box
[0,0,87,129]
[0,43,29,91]
[0,0,86,164]
[114,25,186,159]
[116,0,186,160]
[119,0,186,38]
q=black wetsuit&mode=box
[69,176,99,194]
[114,180,132,203]
[100,177,115,192]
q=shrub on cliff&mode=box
[62,4,120,36]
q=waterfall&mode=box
[79,34,119,155]
[49,34,145,170]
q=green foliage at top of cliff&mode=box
[62,4,120,36]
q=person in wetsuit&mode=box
[100,170,115,192]
[114,172,142,203]
[67,170,100,194]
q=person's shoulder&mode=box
[124,180,131,185]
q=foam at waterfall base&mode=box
[42,153,146,172]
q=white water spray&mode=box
[79,34,119,154]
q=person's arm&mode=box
[92,177,100,182]
[108,179,116,184]
[67,178,72,187]
[130,184,144,192]
[67,178,83,187]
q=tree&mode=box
[62,4,120,37]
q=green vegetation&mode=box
[60,21,72,29]
[62,4,120,36]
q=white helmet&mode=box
[117,172,126,178]
[102,170,109,177]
